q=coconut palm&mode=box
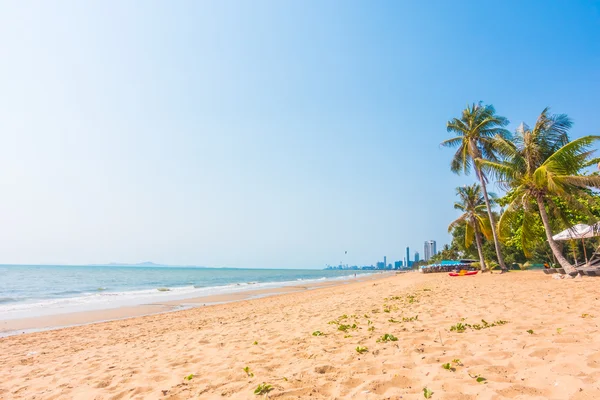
[479,108,600,274]
[441,102,510,271]
[448,184,493,271]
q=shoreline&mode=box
[0,271,395,337]
[2,271,600,399]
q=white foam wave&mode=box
[0,273,373,320]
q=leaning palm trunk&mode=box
[473,226,487,272]
[536,197,576,274]
[476,166,507,271]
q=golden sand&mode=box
[1,271,600,399]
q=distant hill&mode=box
[90,261,209,268]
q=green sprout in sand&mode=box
[377,334,398,343]
[254,383,273,395]
[243,367,254,377]
[469,374,487,383]
[355,346,368,354]
[423,387,433,398]
[184,374,194,381]
[312,331,324,336]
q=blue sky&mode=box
[1,1,599,268]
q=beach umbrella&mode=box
[552,224,598,263]
[552,224,592,240]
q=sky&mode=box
[0,1,599,269]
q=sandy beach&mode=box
[1,271,600,399]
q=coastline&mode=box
[0,271,394,337]
[3,271,600,399]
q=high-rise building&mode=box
[384,256,387,268]
[406,247,410,265]
[424,240,437,261]
[414,252,420,262]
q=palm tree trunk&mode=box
[474,225,487,272]
[536,196,576,274]
[475,166,507,271]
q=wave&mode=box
[0,297,16,304]
[0,271,375,320]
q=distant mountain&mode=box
[90,261,209,268]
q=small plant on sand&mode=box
[377,334,398,343]
[355,346,368,354]
[423,288,431,292]
[402,315,419,322]
[253,341,258,345]
[243,366,254,377]
[184,374,194,381]
[254,383,273,395]
[339,314,348,320]
[526,330,534,335]
[312,331,324,336]
[423,387,433,398]
[451,320,507,332]
[441,363,455,372]
[469,374,487,383]
[581,313,593,318]
[368,326,375,332]
[338,323,357,332]
[556,328,562,334]
[344,334,352,338]
[364,314,370,318]
[407,295,417,303]
[452,359,463,366]
[450,323,467,333]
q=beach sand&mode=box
[1,271,599,399]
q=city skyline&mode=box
[326,240,437,270]
[424,240,437,261]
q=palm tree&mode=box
[448,184,493,271]
[479,108,600,274]
[441,102,510,271]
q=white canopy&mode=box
[552,223,600,241]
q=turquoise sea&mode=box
[0,265,371,320]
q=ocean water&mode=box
[0,265,371,320]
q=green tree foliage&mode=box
[448,184,493,270]
[479,108,600,273]
[441,102,511,270]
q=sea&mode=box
[0,265,373,320]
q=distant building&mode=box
[384,256,387,268]
[376,261,385,269]
[406,247,410,266]
[424,240,437,261]
[394,260,403,269]
[414,252,420,262]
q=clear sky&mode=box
[1,1,599,268]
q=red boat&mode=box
[448,270,478,277]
